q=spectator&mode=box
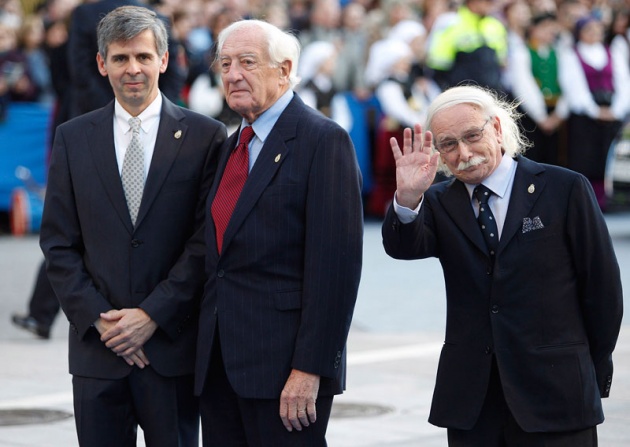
[298,0,342,47]
[187,6,241,132]
[17,13,53,103]
[366,32,439,217]
[332,1,370,95]
[555,0,588,50]
[427,0,508,94]
[559,15,630,210]
[297,40,338,117]
[606,8,629,69]
[0,20,38,120]
[510,13,569,166]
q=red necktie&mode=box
[211,126,255,254]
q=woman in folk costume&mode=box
[558,15,630,210]
[297,40,338,117]
[365,20,440,217]
[510,13,569,166]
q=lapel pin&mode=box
[528,184,535,194]
[174,130,182,139]
[275,154,281,163]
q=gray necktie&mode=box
[121,117,144,226]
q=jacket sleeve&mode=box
[567,174,623,397]
[40,125,114,338]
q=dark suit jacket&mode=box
[68,0,185,117]
[383,156,623,432]
[195,94,364,399]
[40,96,226,379]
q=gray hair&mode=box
[215,19,301,88]
[425,86,531,176]
[97,6,168,60]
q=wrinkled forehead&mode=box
[431,103,485,134]
[221,26,266,58]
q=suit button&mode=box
[131,239,142,248]
[491,304,499,314]
[217,270,224,278]
[485,346,492,354]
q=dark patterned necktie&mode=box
[473,184,498,257]
[211,126,255,254]
[121,117,144,226]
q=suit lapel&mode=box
[218,97,300,254]
[88,103,134,231]
[439,179,488,255]
[135,98,186,228]
[498,157,546,252]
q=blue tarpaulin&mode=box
[0,103,51,211]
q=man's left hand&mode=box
[279,369,320,432]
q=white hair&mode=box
[425,86,530,176]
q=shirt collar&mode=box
[465,154,517,199]
[115,93,163,134]
[241,90,294,143]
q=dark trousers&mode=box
[73,368,199,447]
[199,336,333,447]
[447,360,598,447]
[28,260,59,327]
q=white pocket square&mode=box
[522,216,545,233]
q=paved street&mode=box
[1,214,629,446]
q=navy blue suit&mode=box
[40,96,226,446]
[195,95,363,441]
[382,156,623,433]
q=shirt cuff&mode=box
[393,193,423,224]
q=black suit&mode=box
[195,94,363,444]
[40,96,226,446]
[383,156,623,435]
[68,0,185,116]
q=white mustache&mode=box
[457,156,486,171]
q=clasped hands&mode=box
[390,123,439,210]
[94,308,158,368]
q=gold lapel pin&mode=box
[275,154,281,163]
[174,130,182,139]
[528,184,535,194]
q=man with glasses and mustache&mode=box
[382,85,622,447]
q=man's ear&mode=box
[279,59,292,84]
[96,53,108,77]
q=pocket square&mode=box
[522,216,545,233]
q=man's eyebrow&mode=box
[221,52,257,59]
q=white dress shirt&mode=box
[113,93,163,180]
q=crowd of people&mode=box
[1,0,629,215]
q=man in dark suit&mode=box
[382,85,623,446]
[68,0,185,117]
[194,19,364,446]
[40,6,226,446]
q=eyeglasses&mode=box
[434,119,491,155]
